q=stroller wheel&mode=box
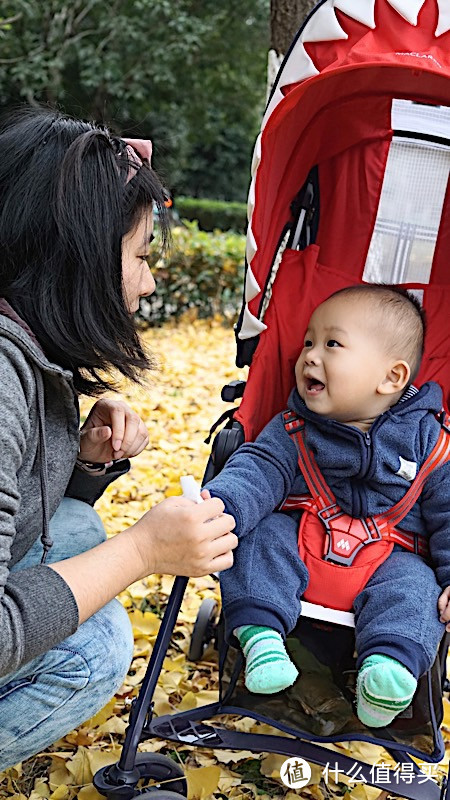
[188,598,218,661]
[94,753,187,799]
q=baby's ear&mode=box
[377,360,410,396]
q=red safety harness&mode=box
[281,411,450,612]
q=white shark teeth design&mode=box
[263,39,319,127]
[264,0,350,127]
[301,1,348,43]
[278,40,319,91]
[386,0,426,25]
[247,177,256,223]
[245,265,261,303]
[246,224,257,265]
[238,305,267,340]
[251,133,262,177]
[334,0,376,29]
[436,0,450,36]
[262,87,284,129]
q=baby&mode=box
[205,284,450,728]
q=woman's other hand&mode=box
[130,495,238,578]
[438,586,450,632]
[79,398,149,462]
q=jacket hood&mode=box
[0,308,73,381]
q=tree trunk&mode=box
[268,0,316,94]
[270,0,316,56]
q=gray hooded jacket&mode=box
[0,307,128,678]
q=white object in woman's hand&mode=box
[180,475,204,503]
[130,494,237,578]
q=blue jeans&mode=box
[0,498,134,772]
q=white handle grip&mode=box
[180,475,204,504]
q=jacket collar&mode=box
[288,381,443,432]
[0,302,73,380]
[0,299,43,354]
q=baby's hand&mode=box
[438,587,450,631]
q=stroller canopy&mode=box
[236,0,450,441]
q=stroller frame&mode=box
[93,574,450,800]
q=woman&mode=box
[0,108,236,770]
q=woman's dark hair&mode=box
[0,107,170,395]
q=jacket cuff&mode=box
[65,459,130,506]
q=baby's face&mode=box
[295,296,392,426]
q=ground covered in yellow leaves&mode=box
[1,320,450,800]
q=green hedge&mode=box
[175,196,247,233]
[140,221,245,324]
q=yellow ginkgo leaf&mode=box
[347,785,371,800]
[96,715,128,735]
[86,748,122,776]
[128,608,160,636]
[30,778,50,799]
[152,684,174,716]
[192,689,219,705]
[84,697,117,730]
[163,654,186,671]
[186,765,221,800]
[49,787,70,800]
[48,766,72,792]
[260,752,285,778]
[66,746,92,785]
[77,786,105,800]
[178,690,197,711]
[212,749,254,764]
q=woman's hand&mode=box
[50,494,238,624]
[130,495,238,578]
[79,398,149,462]
[438,587,450,632]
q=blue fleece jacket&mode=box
[206,381,450,588]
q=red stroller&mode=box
[94,1,450,797]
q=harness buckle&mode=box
[321,514,383,566]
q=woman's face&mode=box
[122,211,156,313]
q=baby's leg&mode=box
[220,512,308,694]
[354,548,445,727]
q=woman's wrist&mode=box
[76,457,114,475]
[126,518,157,579]
[75,457,129,475]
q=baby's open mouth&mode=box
[305,377,325,393]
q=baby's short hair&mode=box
[329,284,426,383]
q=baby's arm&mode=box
[420,460,450,628]
[204,413,302,537]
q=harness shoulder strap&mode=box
[375,412,450,529]
[282,410,337,513]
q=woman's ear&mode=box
[377,360,411,395]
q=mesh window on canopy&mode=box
[363,100,450,287]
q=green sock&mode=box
[357,655,417,728]
[234,625,299,694]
